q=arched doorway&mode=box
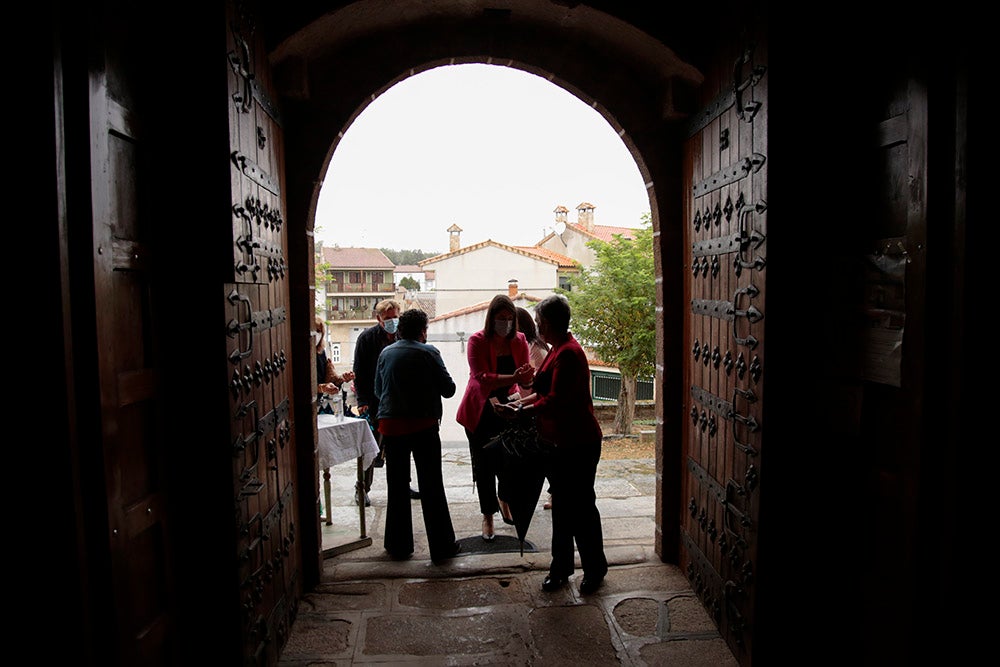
[276,6,704,577]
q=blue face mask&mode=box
[382,317,399,334]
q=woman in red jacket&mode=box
[456,294,535,541]
[499,294,608,594]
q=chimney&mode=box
[554,205,568,225]
[447,223,463,252]
[508,279,518,298]
[577,202,595,231]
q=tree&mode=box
[399,276,421,291]
[380,248,440,265]
[315,258,331,315]
[562,214,655,435]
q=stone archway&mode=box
[272,4,704,569]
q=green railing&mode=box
[591,370,655,401]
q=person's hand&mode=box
[513,363,534,386]
[342,371,356,382]
[495,400,523,420]
[358,405,369,415]
[319,382,339,394]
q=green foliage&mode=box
[561,213,655,379]
[314,258,332,315]
[380,248,441,265]
[399,276,421,291]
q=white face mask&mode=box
[494,319,513,336]
[312,330,322,344]
[382,317,399,334]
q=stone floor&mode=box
[280,439,738,665]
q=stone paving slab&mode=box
[293,443,740,666]
[280,563,739,666]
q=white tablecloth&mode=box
[317,414,379,470]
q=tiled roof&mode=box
[403,294,437,320]
[394,264,424,273]
[513,246,579,269]
[418,240,561,267]
[431,293,543,323]
[567,223,639,243]
[321,246,395,269]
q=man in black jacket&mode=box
[352,299,420,505]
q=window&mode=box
[349,271,362,283]
[330,344,341,364]
[559,275,572,291]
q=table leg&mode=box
[321,456,374,559]
[323,468,333,526]
[356,456,368,539]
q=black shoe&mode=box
[541,575,568,592]
[579,576,605,595]
[364,492,371,507]
[409,487,421,499]
[355,490,371,507]
[432,541,461,564]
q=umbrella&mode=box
[483,416,552,555]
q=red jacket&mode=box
[455,329,531,431]
[529,333,602,447]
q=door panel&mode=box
[92,22,175,663]
[681,26,767,665]
[225,1,300,662]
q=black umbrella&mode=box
[483,415,552,555]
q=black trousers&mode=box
[545,439,608,580]
[382,425,456,561]
[466,406,508,516]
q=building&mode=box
[393,264,434,293]
[317,245,396,366]
[537,202,642,269]
[418,227,579,314]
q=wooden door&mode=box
[854,65,929,659]
[86,5,175,662]
[680,25,768,665]
[224,1,301,662]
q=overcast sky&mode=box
[315,64,650,255]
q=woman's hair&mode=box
[483,294,516,338]
[397,308,428,340]
[535,294,571,334]
[516,306,540,344]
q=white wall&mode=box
[427,245,558,313]
[426,310,485,443]
[539,230,597,268]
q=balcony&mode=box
[325,282,395,294]
[326,308,375,321]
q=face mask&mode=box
[494,319,513,336]
[312,331,322,344]
[382,317,399,334]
